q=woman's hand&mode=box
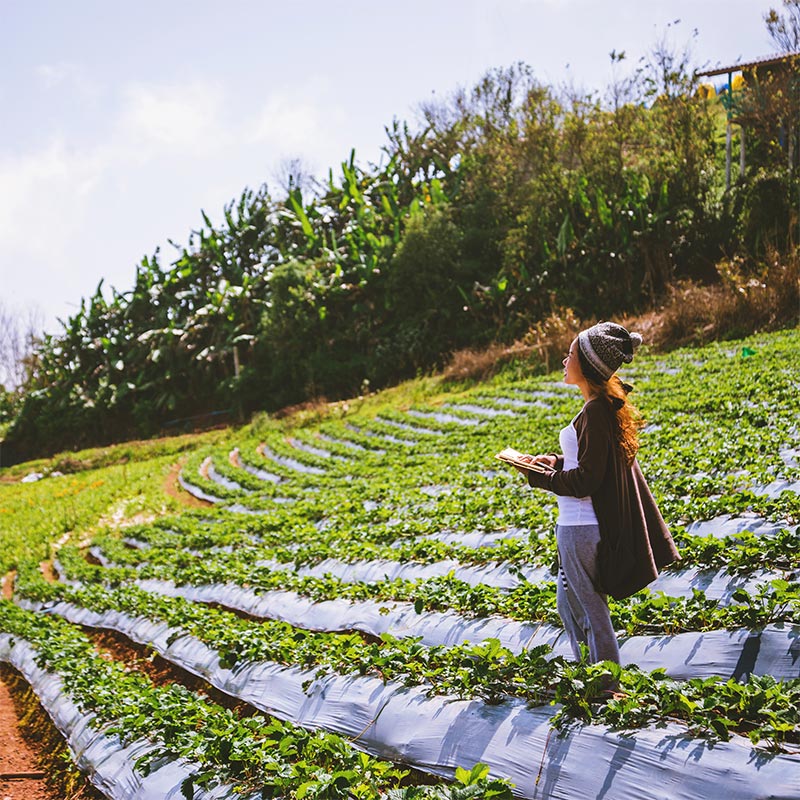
[512,453,556,475]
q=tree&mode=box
[733,2,800,175]
[765,0,800,53]
[273,156,320,199]
[0,301,42,392]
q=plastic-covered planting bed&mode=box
[107,504,792,598]
[752,477,800,498]
[257,443,326,475]
[650,363,682,376]
[16,603,800,800]
[507,386,570,400]
[441,403,516,418]
[781,445,800,468]
[406,409,482,426]
[418,484,454,497]
[685,513,791,539]
[177,473,226,504]
[475,393,552,410]
[404,527,570,548]
[203,458,254,494]
[255,554,551,589]
[316,431,369,451]
[375,415,444,435]
[228,497,299,513]
[0,634,252,800]
[177,477,287,511]
[124,576,800,681]
[396,528,528,547]
[343,422,414,447]
[109,523,790,605]
[286,436,346,460]
[248,549,788,602]
[230,447,283,483]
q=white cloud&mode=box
[248,92,324,151]
[116,80,230,158]
[245,79,350,172]
[0,78,232,252]
[0,139,103,257]
[36,62,76,88]
[0,73,357,332]
[35,61,103,101]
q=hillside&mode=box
[0,328,799,798]
[4,51,798,461]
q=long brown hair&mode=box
[578,350,643,465]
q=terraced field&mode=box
[1,329,799,799]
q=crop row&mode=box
[0,599,513,799]
[45,546,800,674]
[7,331,798,798]
[12,562,800,754]
[91,497,800,576]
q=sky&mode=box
[0,0,783,337]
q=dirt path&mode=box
[1,572,60,799]
[162,460,212,508]
[0,673,58,800]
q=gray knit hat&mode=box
[577,322,642,380]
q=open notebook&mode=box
[495,447,554,473]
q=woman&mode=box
[518,322,679,665]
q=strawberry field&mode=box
[1,329,799,799]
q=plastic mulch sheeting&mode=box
[286,437,350,460]
[316,431,369,451]
[248,552,788,600]
[476,394,553,410]
[406,409,481,426]
[0,634,255,800]
[375,416,443,436]
[442,403,516,418]
[684,513,791,538]
[401,528,530,547]
[257,444,327,475]
[41,574,800,681]
[112,518,794,599]
[752,478,800,498]
[230,448,283,483]
[15,604,800,800]
[206,461,254,494]
[177,473,226,504]
[81,540,796,678]
[254,555,554,589]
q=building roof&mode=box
[697,50,800,78]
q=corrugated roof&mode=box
[697,50,800,78]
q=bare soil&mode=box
[162,460,212,508]
[39,562,56,584]
[0,671,65,800]
[87,628,256,716]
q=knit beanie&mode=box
[577,322,642,381]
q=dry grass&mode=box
[442,309,587,383]
[522,307,585,373]
[269,397,330,422]
[442,249,799,382]
[442,342,531,382]
[645,248,799,349]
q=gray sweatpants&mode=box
[555,523,620,664]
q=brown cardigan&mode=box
[527,396,679,600]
